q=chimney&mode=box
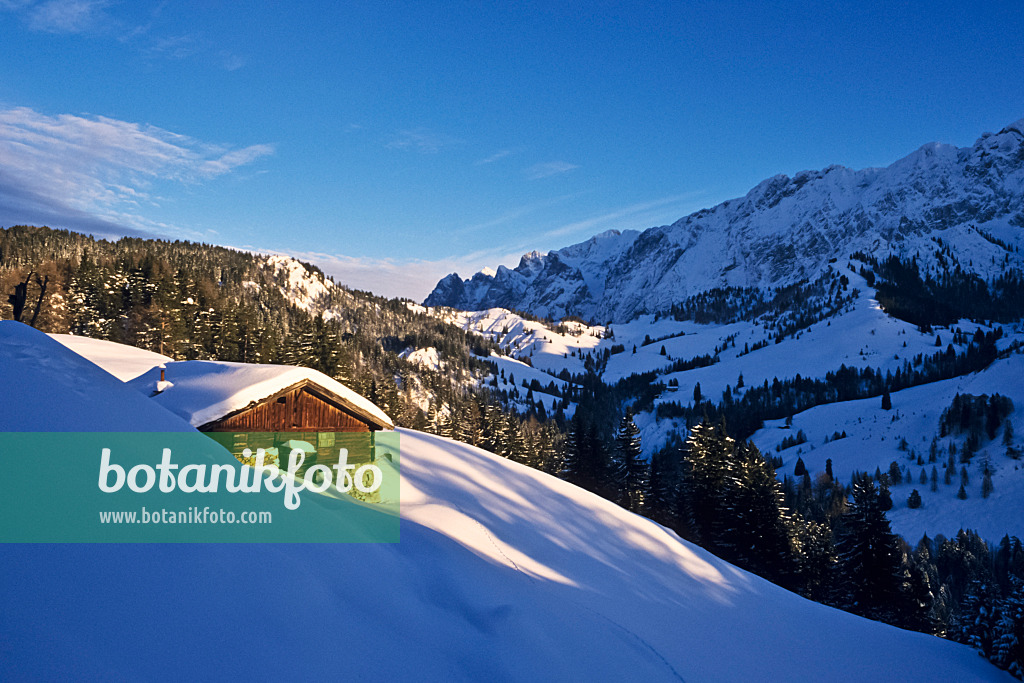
[152,364,169,397]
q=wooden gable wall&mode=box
[201,384,372,433]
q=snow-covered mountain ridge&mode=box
[426,118,1024,322]
[418,271,1024,543]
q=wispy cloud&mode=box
[451,192,584,236]
[475,149,513,165]
[25,0,111,34]
[1,2,248,71]
[525,161,579,180]
[0,106,274,238]
[292,193,713,300]
[142,33,201,60]
[219,50,246,71]
[386,128,460,154]
[286,247,525,302]
[542,192,709,241]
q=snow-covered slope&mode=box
[426,119,1024,322]
[429,306,605,374]
[0,321,193,431]
[420,272,1024,545]
[49,333,172,381]
[753,352,1024,543]
[0,426,1009,681]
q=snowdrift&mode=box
[0,322,193,431]
[0,424,1008,680]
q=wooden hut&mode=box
[128,361,393,475]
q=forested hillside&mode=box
[0,225,507,430]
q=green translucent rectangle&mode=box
[0,431,400,543]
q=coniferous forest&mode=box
[4,224,1023,677]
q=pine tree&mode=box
[558,414,582,484]
[505,417,529,464]
[647,448,681,529]
[955,579,1003,660]
[982,468,994,499]
[878,481,893,511]
[794,456,807,477]
[795,518,836,602]
[602,431,628,506]
[616,410,649,513]
[835,475,916,626]
[881,388,892,410]
[720,441,799,588]
[678,420,734,548]
[437,407,456,440]
[907,489,922,509]
[994,578,1024,678]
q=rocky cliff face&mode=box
[425,119,1024,323]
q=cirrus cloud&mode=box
[386,127,461,154]
[0,106,274,238]
[284,246,527,302]
[525,160,579,180]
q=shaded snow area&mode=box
[753,353,1024,544]
[479,351,574,417]
[127,360,394,429]
[0,322,192,431]
[49,332,172,381]
[0,428,1008,681]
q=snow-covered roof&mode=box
[0,322,194,431]
[49,333,172,381]
[127,360,394,430]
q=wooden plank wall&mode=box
[206,386,372,433]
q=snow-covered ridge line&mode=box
[426,117,1024,323]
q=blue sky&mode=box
[1,1,1023,300]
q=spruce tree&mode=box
[720,441,799,588]
[794,456,807,477]
[616,410,649,513]
[647,448,681,529]
[955,579,1003,660]
[677,420,733,547]
[994,578,1024,677]
[835,475,916,625]
[558,414,582,484]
